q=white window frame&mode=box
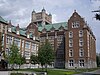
[69,59,74,67]
[79,48,84,57]
[69,49,73,57]
[79,38,83,47]
[69,39,73,47]
[72,21,80,28]
[79,59,84,67]
[79,30,83,37]
[69,31,73,38]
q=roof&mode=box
[11,26,27,37]
[38,22,68,32]
[0,16,7,24]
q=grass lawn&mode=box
[12,68,80,75]
[12,68,100,75]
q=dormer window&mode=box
[72,21,80,28]
[59,25,64,31]
[50,26,55,32]
[27,34,30,38]
[42,28,46,33]
[17,30,20,35]
[8,27,12,32]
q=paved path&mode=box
[74,69,100,75]
[0,71,9,75]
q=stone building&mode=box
[0,16,39,63]
[0,8,97,69]
[33,9,96,69]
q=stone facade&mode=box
[0,9,97,69]
[0,18,39,63]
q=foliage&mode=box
[96,53,100,67]
[38,39,55,69]
[30,54,38,65]
[12,68,81,75]
[9,42,19,64]
[8,42,25,69]
[15,54,26,69]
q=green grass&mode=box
[12,68,80,75]
[12,68,100,75]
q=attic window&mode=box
[72,21,80,28]
[51,27,55,32]
[42,28,46,33]
[59,25,64,31]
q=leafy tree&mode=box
[15,54,26,69]
[38,39,55,71]
[30,54,38,65]
[96,53,100,67]
[8,42,20,69]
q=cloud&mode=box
[52,14,58,23]
[91,0,100,9]
[0,0,100,52]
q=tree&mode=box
[96,53,100,67]
[15,54,26,69]
[38,39,55,71]
[8,42,20,69]
[30,54,38,65]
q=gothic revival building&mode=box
[0,16,39,63]
[0,8,97,69]
[31,9,97,69]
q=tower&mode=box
[31,8,52,26]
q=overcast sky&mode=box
[0,0,100,52]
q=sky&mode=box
[0,0,100,52]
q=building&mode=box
[65,10,96,69]
[32,9,97,69]
[31,8,52,25]
[0,8,97,69]
[0,16,39,63]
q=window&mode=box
[6,36,13,44]
[69,39,73,47]
[25,41,30,49]
[69,49,73,57]
[22,40,24,48]
[57,35,63,41]
[40,37,46,42]
[25,51,30,59]
[79,59,84,67]
[79,30,83,37]
[49,36,54,40]
[69,60,74,67]
[2,34,4,45]
[69,31,73,38]
[31,44,36,52]
[79,38,83,47]
[5,48,9,55]
[72,21,80,28]
[14,38,20,47]
[79,48,84,57]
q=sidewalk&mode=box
[74,69,100,75]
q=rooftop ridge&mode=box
[0,16,7,24]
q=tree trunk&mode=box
[45,64,47,72]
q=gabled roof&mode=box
[38,22,68,32]
[11,26,26,37]
[0,16,7,24]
